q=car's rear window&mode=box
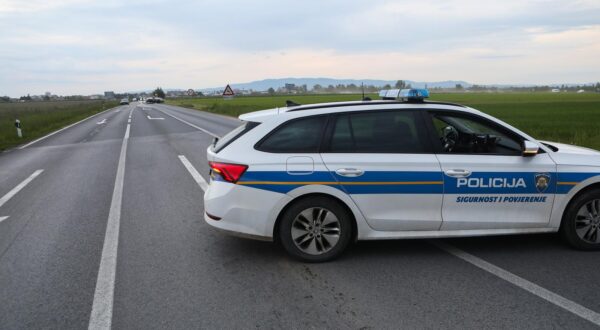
[214,121,259,153]
[255,115,327,153]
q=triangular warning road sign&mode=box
[222,84,235,96]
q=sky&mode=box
[1,0,599,97]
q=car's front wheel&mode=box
[561,188,600,250]
[279,197,352,262]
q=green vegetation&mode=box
[0,100,117,150]
[430,93,600,150]
[168,92,600,150]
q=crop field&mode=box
[0,100,117,150]
[168,92,600,150]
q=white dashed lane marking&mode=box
[0,169,44,208]
[178,155,208,192]
[0,169,44,224]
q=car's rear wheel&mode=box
[561,189,600,250]
[279,197,352,262]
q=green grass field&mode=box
[168,92,600,150]
[0,100,117,150]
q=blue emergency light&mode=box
[380,88,429,101]
[399,88,429,100]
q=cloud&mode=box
[1,0,599,96]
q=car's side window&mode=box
[327,111,429,153]
[430,112,523,155]
[256,115,327,153]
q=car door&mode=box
[426,110,557,230]
[320,109,444,231]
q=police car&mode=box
[205,89,600,262]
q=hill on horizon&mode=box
[198,78,471,92]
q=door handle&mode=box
[335,168,364,177]
[444,169,471,178]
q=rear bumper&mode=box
[203,180,291,239]
[204,214,273,241]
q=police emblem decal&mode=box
[535,173,551,193]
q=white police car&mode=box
[205,89,600,262]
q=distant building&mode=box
[104,91,115,99]
[284,83,296,91]
[551,89,560,93]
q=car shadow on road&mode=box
[209,231,580,264]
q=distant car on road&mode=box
[204,88,600,262]
[120,98,129,105]
[145,97,164,104]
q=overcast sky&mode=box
[1,0,599,96]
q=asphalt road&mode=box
[1,103,599,329]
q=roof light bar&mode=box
[379,88,430,101]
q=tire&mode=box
[278,196,353,262]
[561,188,600,250]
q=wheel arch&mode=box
[559,182,600,230]
[273,192,360,243]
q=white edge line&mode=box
[0,169,44,208]
[164,104,240,123]
[88,122,130,330]
[178,155,208,192]
[0,216,9,223]
[431,240,600,326]
[153,107,220,138]
[18,106,119,149]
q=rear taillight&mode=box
[209,161,248,183]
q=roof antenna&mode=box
[361,82,371,101]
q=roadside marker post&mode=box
[15,119,22,138]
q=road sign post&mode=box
[15,119,22,138]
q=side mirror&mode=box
[212,136,219,147]
[522,140,539,156]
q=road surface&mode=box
[1,103,599,329]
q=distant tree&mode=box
[383,84,392,89]
[20,94,32,101]
[455,84,464,90]
[313,84,322,91]
[0,96,9,102]
[395,80,406,89]
[153,87,165,98]
[197,91,204,97]
[406,84,412,89]
[267,87,275,95]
